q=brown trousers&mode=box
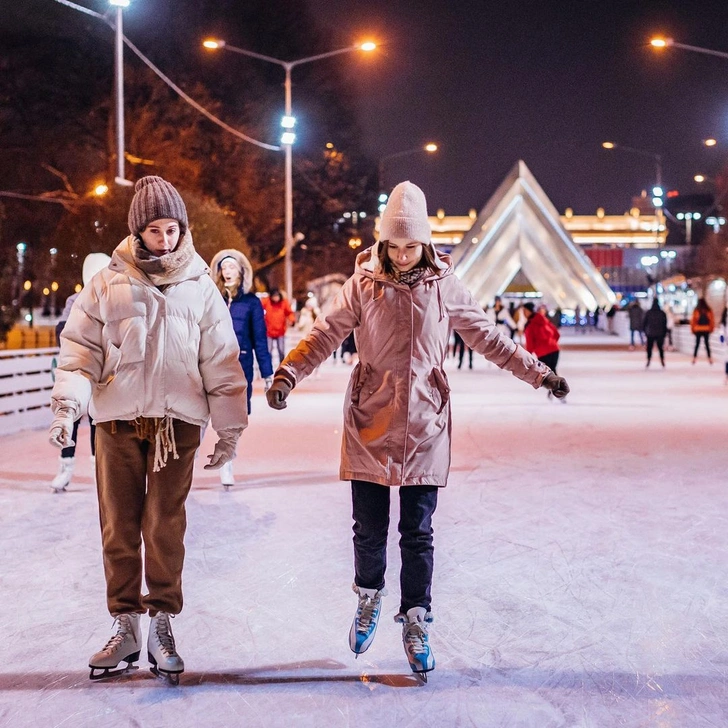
[95,419,200,616]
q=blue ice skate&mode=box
[395,607,435,681]
[349,584,386,655]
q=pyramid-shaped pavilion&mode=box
[451,161,616,310]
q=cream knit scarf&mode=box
[131,230,194,278]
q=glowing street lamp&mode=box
[650,36,728,62]
[703,138,717,147]
[204,38,377,301]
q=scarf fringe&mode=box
[131,416,179,472]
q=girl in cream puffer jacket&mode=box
[49,176,248,681]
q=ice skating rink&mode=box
[1,333,727,727]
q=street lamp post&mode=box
[378,143,438,194]
[601,141,662,189]
[109,0,132,186]
[602,141,665,243]
[204,39,376,302]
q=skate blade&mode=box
[149,665,182,685]
[89,663,139,681]
[414,670,430,684]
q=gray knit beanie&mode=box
[379,181,431,243]
[128,176,188,236]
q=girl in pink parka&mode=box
[266,181,569,680]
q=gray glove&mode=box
[264,376,273,393]
[266,375,293,410]
[49,406,76,449]
[204,428,241,470]
[541,372,570,399]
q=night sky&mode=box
[306,0,728,215]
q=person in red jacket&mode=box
[522,302,564,401]
[262,288,296,366]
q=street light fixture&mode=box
[378,143,439,194]
[703,138,717,147]
[650,36,728,62]
[204,38,377,302]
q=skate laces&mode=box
[356,594,381,633]
[153,613,177,655]
[102,615,135,654]
[403,621,428,655]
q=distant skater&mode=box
[691,298,714,365]
[643,299,667,368]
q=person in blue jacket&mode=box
[210,248,273,487]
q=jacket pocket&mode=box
[431,368,450,415]
[350,362,372,407]
[98,343,121,387]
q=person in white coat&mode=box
[49,176,248,683]
[49,252,110,492]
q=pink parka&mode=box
[279,245,550,487]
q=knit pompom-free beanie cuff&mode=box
[128,176,188,235]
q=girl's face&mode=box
[220,259,241,285]
[140,218,181,256]
[387,238,423,273]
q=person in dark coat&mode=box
[643,298,668,368]
[627,300,645,350]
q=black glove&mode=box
[541,372,570,399]
[266,375,293,410]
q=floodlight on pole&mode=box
[203,38,377,302]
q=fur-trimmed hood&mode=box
[210,248,254,294]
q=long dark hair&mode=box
[377,241,438,279]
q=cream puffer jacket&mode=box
[279,244,550,487]
[52,234,248,433]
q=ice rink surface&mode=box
[1,333,727,727]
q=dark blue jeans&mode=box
[351,480,438,613]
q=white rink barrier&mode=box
[0,348,57,436]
